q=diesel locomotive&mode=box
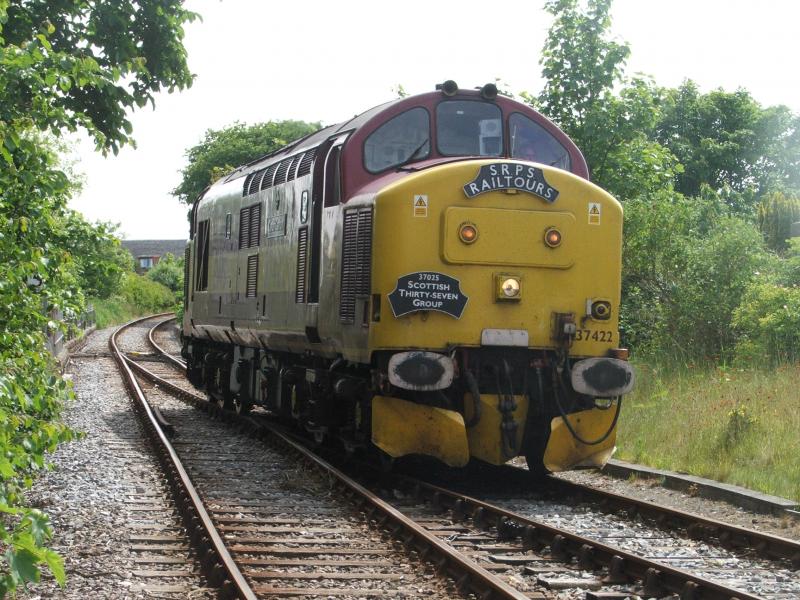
[181,81,634,473]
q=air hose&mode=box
[551,361,621,446]
[463,370,482,427]
[496,359,519,458]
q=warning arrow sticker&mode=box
[413,194,428,217]
[588,202,601,225]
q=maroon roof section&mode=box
[219,87,588,201]
[340,89,588,199]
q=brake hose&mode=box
[551,361,622,446]
[463,370,482,427]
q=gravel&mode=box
[18,327,214,599]
[555,467,800,541]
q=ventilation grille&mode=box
[339,207,373,323]
[261,163,277,191]
[238,206,250,249]
[297,149,315,177]
[249,203,261,247]
[239,203,261,249]
[295,227,309,303]
[274,158,291,185]
[248,169,264,195]
[289,154,302,180]
[242,172,255,196]
[246,254,258,298]
[243,148,317,196]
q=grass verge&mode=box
[617,362,800,501]
[91,296,178,329]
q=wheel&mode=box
[233,397,252,415]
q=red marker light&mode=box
[544,228,562,248]
[459,223,478,244]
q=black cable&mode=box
[551,363,622,446]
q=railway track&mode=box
[113,316,521,599]
[119,314,800,599]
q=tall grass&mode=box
[617,362,800,501]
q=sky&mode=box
[67,0,800,241]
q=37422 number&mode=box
[575,329,614,342]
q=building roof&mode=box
[122,239,187,259]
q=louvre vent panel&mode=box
[249,169,265,195]
[260,163,278,191]
[242,173,254,196]
[297,149,315,177]
[288,154,302,181]
[295,227,309,303]
[245,255,258,298]
[355,210,373,296]
[249,203,261,248]
[238,207,251,249]
[238,204,262,249]
[339,207,372,323]
[275,158,292,185]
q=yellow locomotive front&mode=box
[366,159,633,472]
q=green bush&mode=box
[621,191,771,362]
[732,282,800,364]
[119,273,176,313]
[146,253,183,293]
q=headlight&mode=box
[501,278,520,297]
[495,274,522,301]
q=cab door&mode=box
[304,133,347,340]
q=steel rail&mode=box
[135,317,529,600]
[148,316,187,369]
[110,315,258,600]
[544,474,800,568]
[400,477,765,600]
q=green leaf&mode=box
[6,548,41,585]
[44,549,66,586]
[0,144,13,166]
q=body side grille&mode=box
[297,149,315,177]
[249,203,261,248]
[239,206,251,249]
[261,163,278,191]
[295,227,309,303]
[339,207,372,323]
[245,254,258,298]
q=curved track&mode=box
[134,314,800,599]
[114,315,523,599]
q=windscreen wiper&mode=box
[395,138,429,171]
